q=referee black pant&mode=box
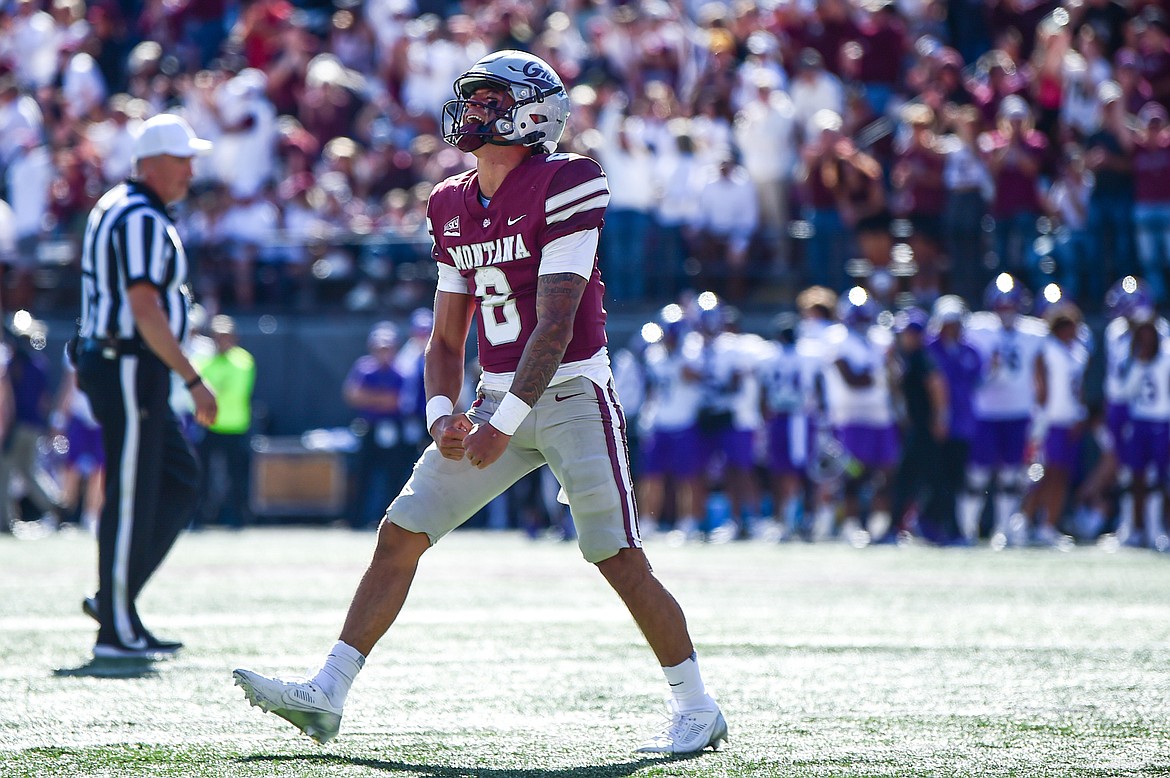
[76,346,200,647]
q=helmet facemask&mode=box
[441,51,569,154]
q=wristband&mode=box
[425,395,455,432]
[185,375,203,390]
[488,392,531,436]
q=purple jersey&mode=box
[427,153,609,375]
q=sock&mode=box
[662,652,709,712]
[312,640,365,707]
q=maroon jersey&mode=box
[427,152,609,374]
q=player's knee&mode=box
[374,520,431,564]
[596,547,652,591]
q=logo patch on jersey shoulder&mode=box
[443,217,460,236]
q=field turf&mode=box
[2,527,1170,777]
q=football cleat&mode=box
[233,669,343,744]
[636,699,729,754]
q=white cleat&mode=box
[233,669,343,744]
[636,699,729,754]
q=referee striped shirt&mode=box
[79,180,191,343]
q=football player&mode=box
[961,274,1048,547]
[757,312,822,540]
[1117,306,1170,549]
[234,51,727,754]
[820,286,897,543]
[636,305,705,540]
[1031,294,1091,546]
[1102,276,1168,541]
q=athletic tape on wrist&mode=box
[425,396,455,432]
[489,392,531,436]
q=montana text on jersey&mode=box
[426,152,610,375]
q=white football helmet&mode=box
[442,50,570,153]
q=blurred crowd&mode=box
[1,0,1169,317]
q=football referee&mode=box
[74,114,218,660]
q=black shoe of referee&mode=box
[83,596,184,654]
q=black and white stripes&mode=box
[79,181,189,343]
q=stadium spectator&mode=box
[733,70,796,271]
[981,95,1047,287]
[941,104,993,300]
[797,109,852,290]
[892,103,946,299]
[1128,102,1170,303]
[1045,147,1093,300]
[594,99,655,302]
[1084,81,1136,284]
[692,157,759,302]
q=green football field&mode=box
[2,527,1170,777]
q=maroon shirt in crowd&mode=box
[894,144,946,217]
[984,129,1047,217]
[1134,133,1170,204]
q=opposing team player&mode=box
[694,295,767,541]
[756,313,822,540]
[962,274,1048,547]
[234,51,727,753]
[636,304,705,540]
[1102,276,1167,542]
[1117,306,1170,549]
[819,287,897,543]
[1031,294,1091,546]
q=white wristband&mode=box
[425,395,455,433]
[489,392,531,436]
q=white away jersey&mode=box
[757,340,821,416]
[639,334,703,432]
[820,324,894,427]
[966,312,1047,420]
[1040,335,1089,425]
[1122,342,1170,422]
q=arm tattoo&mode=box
[510,272,587,406]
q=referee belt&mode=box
[77,337,147,358]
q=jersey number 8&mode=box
[475,267,522,345]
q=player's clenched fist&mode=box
[464,423,509,469]
[431,413,473,460]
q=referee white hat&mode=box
[132,114,212,163]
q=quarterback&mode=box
[232,50,727,754]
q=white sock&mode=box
[662,652,710,712]
[312,640,365,707]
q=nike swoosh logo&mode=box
[668,681,684,687]
[507,215,526,226]
[554,392,584,402]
